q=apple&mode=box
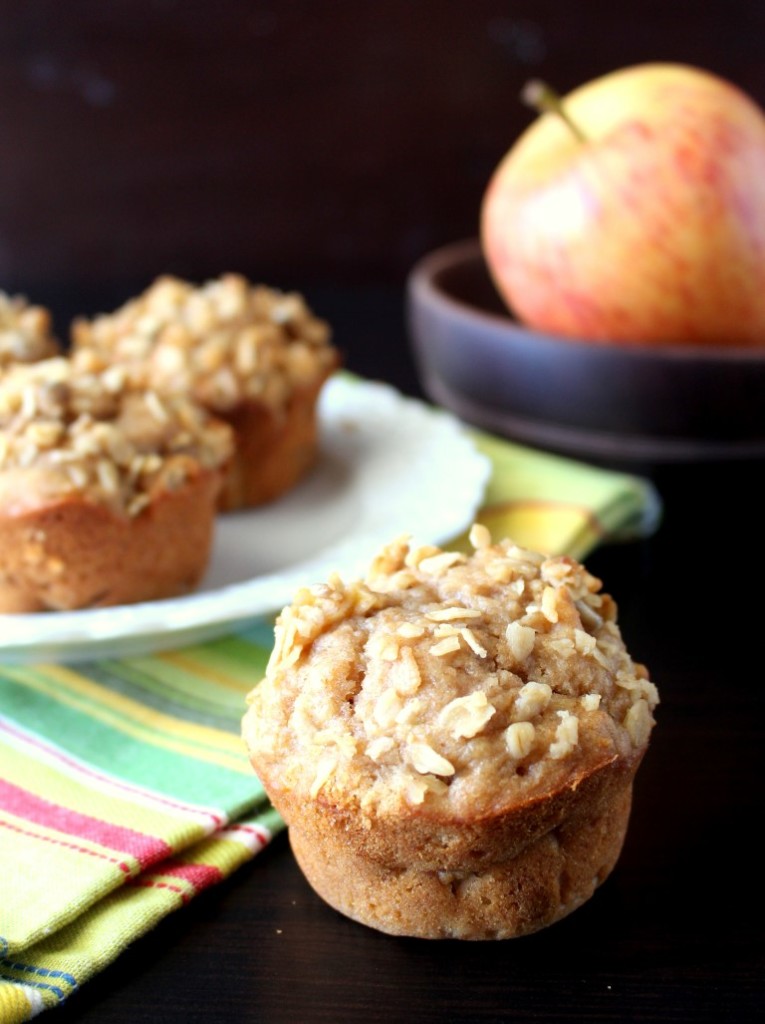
[480,63,765,347]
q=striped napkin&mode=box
[0,424,660,1021]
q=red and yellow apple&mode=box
[480,63,765,347]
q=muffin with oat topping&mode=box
[242,524,659,940]
[71,273,339,510]
[0,357,233,612]
[0,291,59,368]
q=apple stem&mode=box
[521,79,588,143]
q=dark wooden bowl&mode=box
[406,238,765,463]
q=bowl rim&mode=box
[409,237,765,365]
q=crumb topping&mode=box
[71,273,337,413]
[0,292,59,368]
[244,530,659,817]
[0,357,233,515]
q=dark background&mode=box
[2,0,765,387]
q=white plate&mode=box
[0,376,491,664]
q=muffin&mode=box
[71,273,340,510]
[0,357,233,612]
[0,291,59,367]
[242,525,659,940]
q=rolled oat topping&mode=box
[0,357,233,515]
[71,273,336,413]
[0,292,59,367]
[245,529,659,816]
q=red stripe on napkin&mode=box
[128,861,224,904]
[154,862,224,889]
[0,779,173,868]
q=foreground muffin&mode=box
[243,525,659,940]
[0,291,59,367]
[71,273,339,510]
[0,357,233,611]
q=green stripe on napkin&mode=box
[0,424,660,1021]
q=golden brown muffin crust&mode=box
[0,471,222,611]
[0,357,233,611]
[243,525,659,939]
[289,783,633,940]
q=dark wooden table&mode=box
[50,292,765,1023]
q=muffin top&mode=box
[0,292,59,368]
[244,524,659,820]
[71,273,338,413]
[0,356,233,516]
